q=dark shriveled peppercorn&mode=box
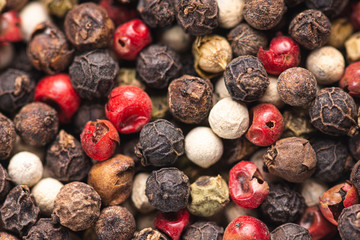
[270,223,311,240]
[23,218,69,240]
[137,0,175,28]
[0,164,11,202]
[338,204,360,240]
[0,113,16,160]
[350,160,360,195]
[132,228,170,240]
[305,0,348,19]
[182,221,224,240]
[72,103,106,135]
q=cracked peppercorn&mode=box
[182,221,224,240]
[23,218,69,240]
[0,113,16,160]
[133,228,169,240]
[338,204,360,240]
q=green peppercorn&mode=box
[42,0,78,18]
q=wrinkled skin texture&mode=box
[270,223,311,240]
[132,228,169,240]
[0,164,11,201]
[137,0,175,28]
[305,0,348,19]
[0,113,16,160]
[338,204,360,240]
[223,216,270,240]
[23,218,69,240]
[182,221,224,240]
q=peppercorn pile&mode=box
[2,0,360,239]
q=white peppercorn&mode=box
[208,97,249,139]
[300,179,327,207]
[32,178,64,216]
[345,32,360,63]
[306,46,345,85]
[214,76,230,101]
[131,173,155,214]
[258,76,284,109]
[185,127,223,168]
[216,0,244,29]
[161,25,192,53]
[8,151,43,187]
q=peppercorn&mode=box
[250,149,281,183]
[349,134,360,161]
[161,25,192,53]
[145,167,190,212]
[95,206,136,240]
[136,44,182,89]
[300,179,327,207]
[305,0,348,19]
[135,119,184,167]
[223,216,270,240]
[338,204,360,240]
[27,22,74,75]
[351,160,360,194]
[116,68,146,90]
[182,221,224,240]
[137,0,175,28]
[23,218,69,240]
[309,87,358,136]
[72,103,106,135]
[243,0,286,30]
[224,55,269,102]
[155,208,190,240]
[282,108,316,138]
[174,0,219,36]
[0,113,16,160]
[131,173,155,213]
[0,232,18,240]
[329,18,354,49]
[260,183,306,225]
[0,68,35,114]
[69,49,119,100]
[289,9,331,50]
[168,75,213,124]
[42,0,78,18]
[5,0,28,11]
[0,164,11,203]
[0,185,40,237]
[52,182,101,232]
[259,76,284,109]
[150,92,169,119]
[277,67,317,107]
[227,23,268,57]
[270,223,311,240]
[88,154,135,206]
[64,2,114,51]
[345,32,360,63]
[133,228,169,240]
[216,0,244,29]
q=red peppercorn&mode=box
[113,19,152,61]
[154,209,190,240]
[339,61,360,97]
[257,33,300,75]
[229,161,269,209]
[106,86,152,134]
[80,119,120,161]
[99,0,137,26]
[245,103,284,147]
[223,216,270,240]
[0,11,22,43]
[34,74,81,123]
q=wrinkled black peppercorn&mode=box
[145,167,190,212]
[132,228,169,240]
[69,49,119,100]
[0,68,35,114]
[72,103,106,135]
[350,160,360,195]
[23,218,69,240]
[182,221,224,240]
[305,0,348,19]
[0,164,12,202]
[136,44,182,89]
[137,0,175,28]
[270,223,311,240]
[338,204,360,240]
[224,55,269,102]
[349,133,360,161]
[135,119,184,167]
[0,113,16,160]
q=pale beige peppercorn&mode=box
[131,173,155,214]
[345,32,360,63]
[329,18,354,49]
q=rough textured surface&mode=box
[351,161,360,194]
[0,232,19,240]
[0,164,11,202]
[270,223,311,240]
[182,221,224,240]
[0,113,16,160]
[132,228,169,240]
[23,218,69,240]
[305,0,348,19]
[73,103,106,135]
[138,0,175,28]
[282,109,316,138]
[338,204,360,240]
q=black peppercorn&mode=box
[145,167,190,212]
[0,113,16,160]
[23,218,69,240]
[136,44,182,89]
[72,103,106,135]
[338,204,360,240]
[0,185,40,237]
[305,0,348,19]
[135,119,184,167]
[289,9,331,50]
[69,49,119,100]
[309,87,358,136]
[349,133,360,161]
[64,2,114,51]
[350,160,360,195]
[260,183,306,225]
[227,23,268,57]
[14,102,59,147]
[182,221,224,240]
[224,55,269,102]
[0,164,12,202]
[0,68,35,114]
[174,0,219,36]
[137,0,175,28]
[270,223,311,240]
[133,228,169,240]
[27,22,74,75]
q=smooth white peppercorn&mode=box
[216,0,244,29]
[185,127,223,168]
[215,76,230,101]
[300,179,328,207]
[208,97,249,139]
[258,76,284,109]
[8,151,43,187]
[31,178,64,216]
[131,173,154,214]
[306,46,345,85]
[161,25,192,53]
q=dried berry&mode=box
[154,209,190,240]
[136,44,182,89]
[64,2,114,51]
[270,223,311,240]
[132,228,169,240]
[14,102,59,147]
[145,167,190,212]
[174,0,219,36]
[182,221,224,240]
[351,160,360,194]
[168,75,213,124]
[243,0,286,30]
[305,0,348,19]
[0,113,16,160]
[52,182,101,231]
[338,204,360,240]
[27,22,74,75]
[0,185,40,237]
[95,206,136,240]
[5,0,28,11]
[328,18,354,49]
[131,173,154,213]
[282,109,316,138]
[72,103,106,135]
[137,0,175,28]
[135,119,184,167]
[23,218,69,240]
[224,55,269,102]
[69,49,119,100]
[42,0,77,18]
[309,87,358,136]
[46,130,92,182]
[289,9,331,50]
[0,164,11,202]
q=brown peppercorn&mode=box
[52,182,101,232]
[64,2,114,51]
[289,9,331,50]
[270,223,311,240]
[182,221,224,240]
[0,232,19,240]
[277,67,317,107]
[227,23,268,57]
[46,130,92,182]
[137,0,175,28]
[88,154,135,206]
[224,55,269,102]
[95,206,136,240]
[305,0,348,19]
[0,185,40,237]
[27,22,74,75]
[23,218,69,240]
[264,137,317,183]
[0,164,11,202]
[0,113,16,160]
[168,75,213,124]
[132,228,169,240]
[174,0,219,36]
[309,87,358,136]
[338,204,360,240]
